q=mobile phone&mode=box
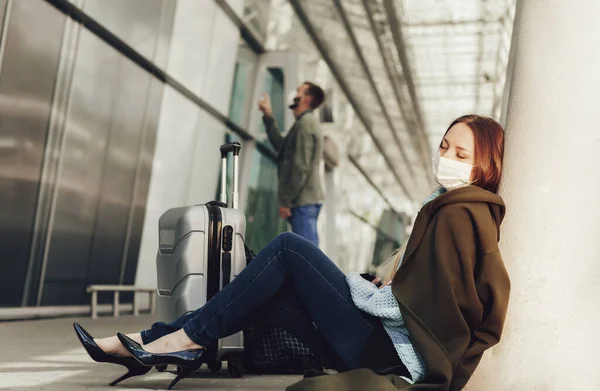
[360,273,382,287]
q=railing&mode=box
[87,285,156,319]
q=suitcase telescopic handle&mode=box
[220,142,241,157]
[219,142,242,209]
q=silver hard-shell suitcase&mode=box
[155,142,247,372]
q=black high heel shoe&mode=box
[117,332,207,390]
[73,323,151,386]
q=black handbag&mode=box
[241,319,324,374]
[226,245,324,377]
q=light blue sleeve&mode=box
[346,272,403,323]
[421,186,446,207]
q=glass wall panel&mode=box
[334,162,405,272]
[226,55,287,252]
[371,210,407,268]
[228,46,257,128]
[256,67,285,154]
[245,151,287,252]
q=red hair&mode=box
[444,115,505,194]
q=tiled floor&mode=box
[0,315,300,391]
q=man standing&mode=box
[258,82,325,246]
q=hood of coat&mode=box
[421,185,505,240]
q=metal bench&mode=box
[87,285,156,319]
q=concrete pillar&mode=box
[467,1,600,390]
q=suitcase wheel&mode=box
[227,358,245,378]
[207,360,222,372]
[155,364,168,372]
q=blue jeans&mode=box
[289,204,322,247]
[141,232,395,370]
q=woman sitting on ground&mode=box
[74,114,510,391]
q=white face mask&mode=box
[432,152,473,190]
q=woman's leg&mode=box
[140,311,195,344]
[129,279,343,367]
[156,232,379,369]
[96,233,321,355]
[237,285,347,371]
[248,290,407,374]
[93,304,198,357]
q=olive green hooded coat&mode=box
[287,186,510,391]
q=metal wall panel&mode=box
[37,0,169,305]
[39,26,153,305]
[0,0,65,307]
[40,28,117,305]
[22,10,81,307]
[83,0,164,62]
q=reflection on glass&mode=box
[257,67,285,153]
[222,55,288,252]
[333,163,410,272]
[221,49,253,202]
[229,61,252,126]
[371,210,407,268]
[242,66,288,251]
[245,150,287,252]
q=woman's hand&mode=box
[380,280,392,289]
[372,277,392,289]
[359,273,388,288]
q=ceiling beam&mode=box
[382,0,431,173]
[361,0,431,175]
[214,0,265,54]
[404,18,504,28]
[333,0,419,182]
